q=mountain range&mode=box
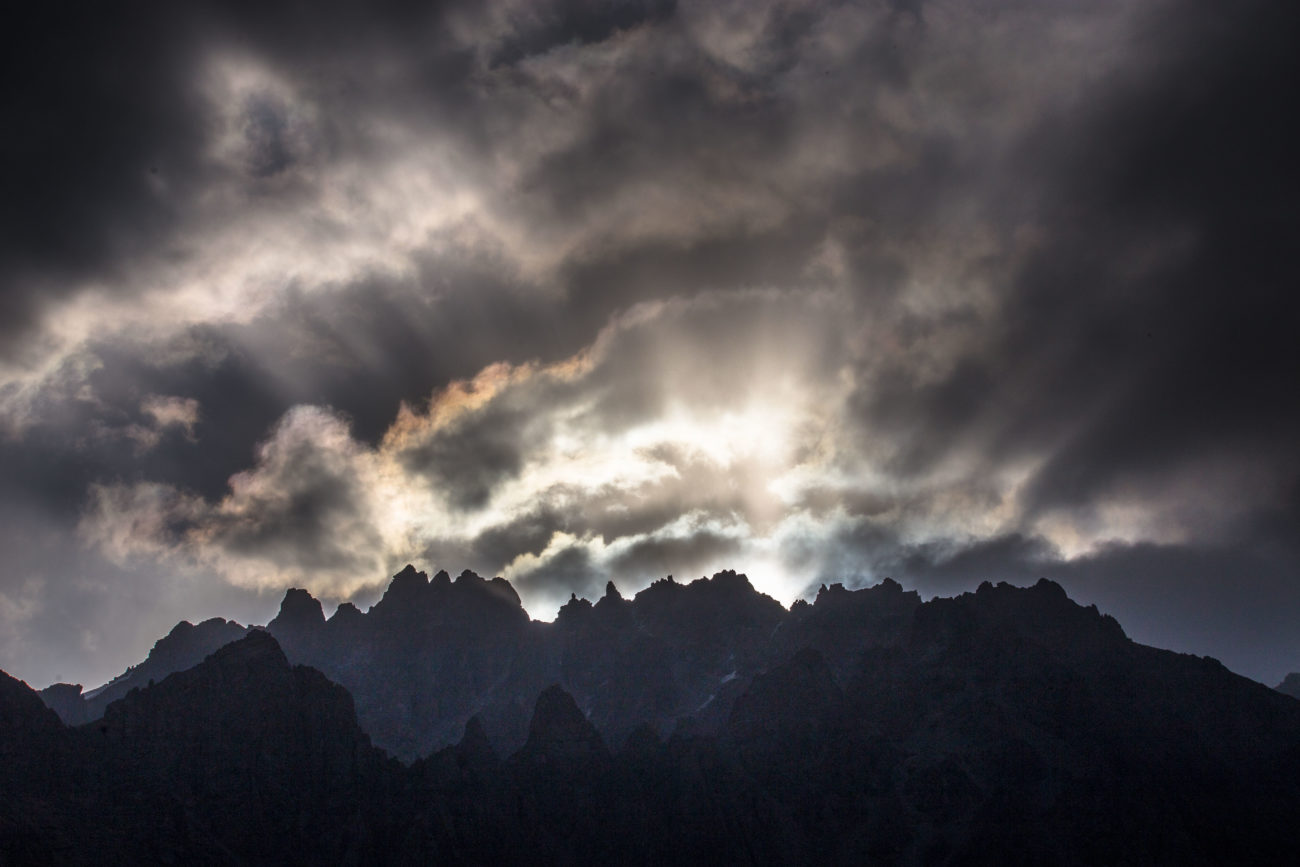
[40,566,920,760]
[6,567,1300,864]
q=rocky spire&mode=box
[267,589,325,633]
[519,685,608,766]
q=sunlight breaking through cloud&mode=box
[4,0,1299,688]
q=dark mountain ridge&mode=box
[41,566,1296,768]
[40,616,249,726]
[7,574,1300,864]
[263,566,920,759]
[44,565,915,760]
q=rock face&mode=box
[5,578,1300,864]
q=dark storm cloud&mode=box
[11,240,568,508]
[464,465,755,576]
[5,0,1299,691]
[457,447,776,581]
[241,94,301,178]
[0,4,208,346]
[1008,0,1300,515]
[844,0,1300,526]
[509,543,604,602]
[0,0,475,362]
[397,401,534,510]
[488,0,677,67]
[79,404,399,597]
[559,221,831,339]
[197,412,381,573]
[470,505,568,567]
[176,252,557,455]
[389,285,849,515]
[83,334,283,492]
[607,528,743,584]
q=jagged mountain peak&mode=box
[974,577,1125,639]
[213,628,290,670]
[457,715,497,766]
[632,569,776,611]
[96,631,295,739]
[703,568,752,592]
[365,565,527,618]
[53,567,1250,771]
[154,616,249,652]
[2,669,64,736]
[329,601,362,623]
[374,564,430,605]
[908,578,1128,661]
[520,685,608,765]
[268,588,325,632]
[556,593,594,625]
[812,576,908,607]
[478,574,525,609]
[591,579,633,628]
[634,569,757,601]
[42,613,251,726]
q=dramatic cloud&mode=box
[3,0,1298,688]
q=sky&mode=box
[2,0,1297,690]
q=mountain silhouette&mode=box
[517,683,610,767]
[253,566,806,759]
[10,569,1300,863]
[43,567,905,760]
[5,631,400,863]
[40,616,248,726]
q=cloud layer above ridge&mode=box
[2,0,1298,687]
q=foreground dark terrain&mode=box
[5,569,1300,864]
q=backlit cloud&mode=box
[3,0,1298,689]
